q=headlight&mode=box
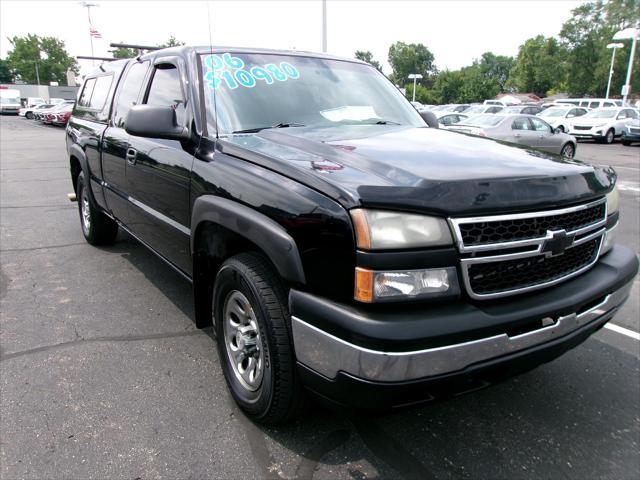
[606,186,619,216]
[350,209,453,250]
[355,267,459,302]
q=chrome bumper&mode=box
[292,280,632,382]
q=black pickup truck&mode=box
[66,46,638,424]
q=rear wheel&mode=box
[604,128,615,144]
[213,252,303,424]
[560,143,575,158]
[77,171,118,245]
[25,111,34,119]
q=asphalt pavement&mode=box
[1,116,638,480]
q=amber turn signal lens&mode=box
[354,267,374,303]
[350,209,372,249]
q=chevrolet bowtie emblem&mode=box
[541,230,575,257]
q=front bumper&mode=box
[621,131,640,142]
[290,245,638,407]
[568,128,609,139]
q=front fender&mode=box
[191,195,306,285]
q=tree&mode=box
[354,50,383,72]
[478,52,514,92]
[560,0,640,96]
[508,36,566,96]
[0,59,13,83]
[431,69,465,104]
[387,41,437,86]
[159,36,185,48]
[112,43,138,59]
[6,34,78,85]
[457,65,500,103]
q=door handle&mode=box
[126,148,137,165]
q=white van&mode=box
[0,88,22,114]
[554,98,621,109]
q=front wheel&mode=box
[77,172,118,245]
[560,143,575,158]
[622,140,631,146]
[213,252,303,424]
[604,128,615,144]
[25,112,34,119]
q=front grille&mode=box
[630,127,640,134]
[573,126,592,130]
[459,202,605,247]
[467,238,601,296]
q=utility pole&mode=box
[613,23,639,106]
[80,2,99,65]
[605,43,624,99]
[322,0,327,53]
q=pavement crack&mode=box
[0,330,204,361]
[0,242,87,253]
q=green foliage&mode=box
[431,70,465,104]
[478,52,514,92]
[354,50,383,72]
[159,36,185,48]
[0,59,14,83]
[388,41,436,86]
[112,37,185,59]
[404,83,437,104]
[458,65,500,103]
[6,34,78,85]
[560,0,640,96]
[508,36,566,96]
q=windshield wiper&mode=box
[233,122,305,134]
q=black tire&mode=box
[560,142,575,158]
[604,128,615,144]
[213,252,303,424]
[25,112,34,119]
[76,171,118,245]
[622,140,631,146]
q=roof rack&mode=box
[110,43,161,53]
[77,55,118,62]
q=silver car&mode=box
[448,114,578,158]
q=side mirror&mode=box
[420,110,439,129]
[125,105,189,141]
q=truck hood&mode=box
[219,125,615,215]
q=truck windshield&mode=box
[200,52,423,135]
[1,98,20,104]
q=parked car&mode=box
[483,99,508,106]
[621,119,640,145]
[0,88,22,114]
[501,105,544,115]
[463,105,504,115]
[35,100,74,121]
[444,103,471,112]
[50,103,74,126]
[448,114,577,157]
[26,97,46,107]
[555,98,621,109]
[537,106,589,132]
[66,46,636,423]
[567,107,639,144]
[19,103,53,119]
[436,111,468,128]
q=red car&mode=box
[49,103,74,126]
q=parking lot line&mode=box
[604,322,640,340]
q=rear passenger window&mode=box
[512,117,531,130]
[88,75,113,110]
[145,64,185,126]
[589,101,600,109]
[78,78,96,108]
[113,61,149,128]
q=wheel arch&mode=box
[190,195,306,328]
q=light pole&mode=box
[80,2,99,65]
[408,74,423,102]
[613,24,639,106]
[605,43,624,99]
[321,0,327,53]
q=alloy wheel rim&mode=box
[80,187,91,235]
[563,144,574,158]
[607,130,613,143]
[222,290,264,392]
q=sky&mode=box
[0,0,588,77]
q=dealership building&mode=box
[0,83,79,103]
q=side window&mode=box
[627,110,638,119]
[88,75,113,110]
[113,61,149,128]
[580,101,590,107]
[530,117,552,133]
[145,64,185,126]
[604,102,615,107]
[575,108,587,117]
[512,117,531,130]
[440,115,453,126]
[616,110,627,119]
[589,101,600,109]
[78,78,96,108]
